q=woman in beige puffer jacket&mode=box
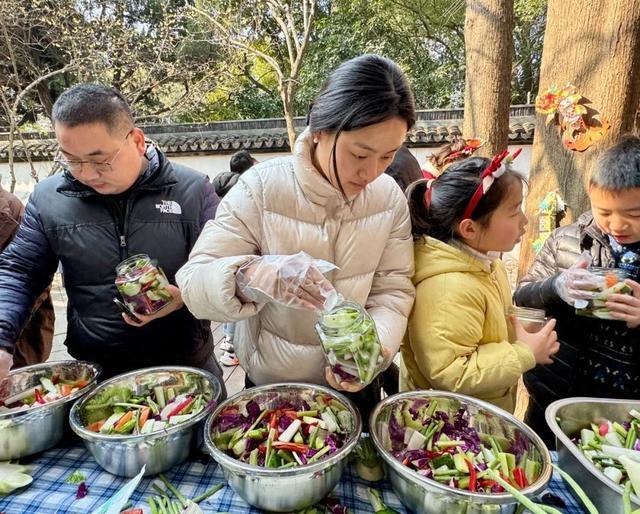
[176,55,416,397]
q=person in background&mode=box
[401,155,559,414]
[515,135,640,445]
[212,150,257,198]
[212,150,258,367]
[0,84,226,400]
[0,183,55,369]
[384,145,422,192]
[177,54,416,422]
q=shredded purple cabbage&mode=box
[75,482,89,499]
[246,400,261,421]
[389,406,406,451]
[216,412,246,432]
[279,415,294,431]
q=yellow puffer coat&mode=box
[400,237,535,413]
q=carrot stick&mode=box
[139,407,151,428]
[114,411,134,431]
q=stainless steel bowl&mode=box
[546,397,640,513]
[70,366,221,477]
[370,391,552,514]
[204,383,362,512]
[0,360,101,460]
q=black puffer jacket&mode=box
[0,147,219,377]
[212,171,241,198]
[515,212,640,445]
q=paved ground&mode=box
[47,274,247,396]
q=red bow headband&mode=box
[422,148,522,216]
[422,170,437,208]
[461,148,522,220]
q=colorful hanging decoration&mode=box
[531,191,566,253]
[423,135,485,177]
[535,84,610,152]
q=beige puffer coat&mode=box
[176,129,415,385]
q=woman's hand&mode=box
[236,253,336,312]
[325,346,392,392]
[606,279,640,328]
[122,284,184,327]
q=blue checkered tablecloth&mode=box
[0,444,584,513]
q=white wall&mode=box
[0,152,289,203]
[0,144,529,286]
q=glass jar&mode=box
[510,306,548,333]
[575,267,632,319]
[315,300,383,386]
[115,254,173,315]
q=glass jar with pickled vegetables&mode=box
[315,300,383,386]
[575,267,632,319]
[115,254,173,315]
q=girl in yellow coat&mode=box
[400,154,560,413]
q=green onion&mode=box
[486,470,562,514]
[553,465,600,514]
[158,474,188,509]
[193,483,224,504]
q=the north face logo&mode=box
[155,200,182,214]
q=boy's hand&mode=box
[554,251,599,305]
[606,279,640,328]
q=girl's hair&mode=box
[407,157,525,241]
[307,54,416,195]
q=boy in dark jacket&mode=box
[515,135,640,445]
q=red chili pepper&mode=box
[272,441,308,453]
[270,412,278,429]
[512,467,528,489]
[258,444,266,454]
[465,459,477,492]
[34,388,46,405]
[479,479,504,492]
[167,396,193,418]
[500,472,514,486]
[51,375,60,385]
[599,424,609,437]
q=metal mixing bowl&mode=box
[0,360,101,459]
[70,366,221,477]
[370,391,552,514]
[204,383,362,512]
[546,397,640,513]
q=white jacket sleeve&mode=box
[176,175,264,322]
[365,187,415,358]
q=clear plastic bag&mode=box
[236,251,338,311]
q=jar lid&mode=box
[510,306,546,320]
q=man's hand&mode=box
[0,349,13,379]
[606,279,640,329]
[122,284,184,327]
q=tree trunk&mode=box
[280,81,297,150]
[463,0,515,157]
[518,0,640,278]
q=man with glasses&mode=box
[0,83,226,398]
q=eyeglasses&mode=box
[54,129,134,174]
